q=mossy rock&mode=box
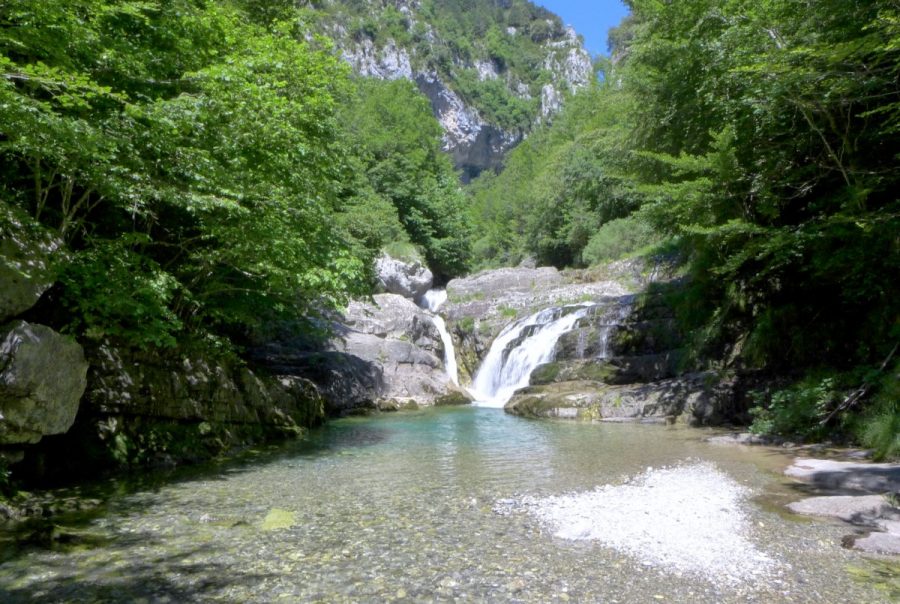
[530,362,562,385]
[434,390,473,406]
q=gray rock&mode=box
[329,293,462,407]
[786,495,895,524]
[375,254,433,301]
[344,294,439,353]
[87,343,325,429]
[0,321,88,444]
[784,459,900,494]
[504,371,734,425]
[848,530,900,555]
[786,492,900,556]
[447,266,564,302]
[0,204,64,321]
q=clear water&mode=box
[0,408,892,603]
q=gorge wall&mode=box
[313,0,593,180]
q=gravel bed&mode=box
[497,461,782,584]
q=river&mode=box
[0,407,892,602]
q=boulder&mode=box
[787,495,895,523]
[343,294,440,354]
[784,458,900,494]
[0,321,88,444]
[505,372,734,425]
[375,254,433,300]
[0,203,63,321]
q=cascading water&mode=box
[418,289,458,385]
[421,289,447,313]
[470,303,596,408]
[431,315,459,385]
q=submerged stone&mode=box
[261,508,297,531]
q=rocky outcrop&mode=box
[250,293,469,414]
[86,345,323,429]
[0,321,88,445]
[332,294,469,408]
[375,253,433,301]
[321,2,593,179]
[443,262,642,383]
[784,458,900,556]
[414,72,522,182]
[505,372,736,425]
[0,204,63,322]
[442,259,739,425]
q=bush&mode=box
[855,365,900,460]
[582,216,658,266]
[748,376,839,441]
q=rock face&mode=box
[0,321,88,444]
[332,294,469,408]
[0,204,63,322]
[415,73,522,182]
[251,293,469,415]
[320,2,593,180]
[86,345,323,430]
[375,253,433,301]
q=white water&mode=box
[431,315,459,385]
[419,289,459,385]
[420,289,447,312]
[470,304,596,408]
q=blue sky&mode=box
[536,1,630,57]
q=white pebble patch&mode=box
[497,462,781,584]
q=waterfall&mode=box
[418,289,458,385]
[421,289,447,312]
[470,304,596,408]
[431,315,459,385]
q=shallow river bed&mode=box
[0,407,894,602]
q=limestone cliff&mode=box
[310,0,593,180]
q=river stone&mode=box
[787,494,900,555]
[0,203,64,322]
[784,459,900,494]
[375,254,433,301]
[505,372,734,425]
[0,320,88,444]
[848,530,900,555]
[786,495,895,524]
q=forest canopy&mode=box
[0,0,471,349]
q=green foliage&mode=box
[454,70,536,132]
[338,78,471,278]
[471,0,899,442]
[59,240,182,348]
[855,364,900,461]
[749,376,839,441]
[468,81,639,268]
[381,241,425,265]
[0,0,378,349]
[582,216,659,266]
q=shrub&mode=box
[582,216,658,266]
